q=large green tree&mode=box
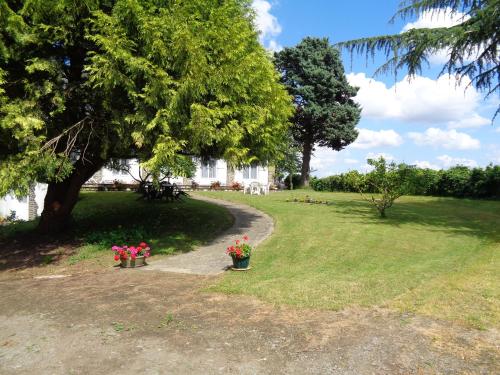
[0,0,292,232]
[274,37,361,187]
[338,0,499,119]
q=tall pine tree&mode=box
[275,37,361,186]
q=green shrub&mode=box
[311,164,500,199]
[83,227,151,246]
[284,174,301,189]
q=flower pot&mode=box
[120,256,146,268]
[231,255,250,270]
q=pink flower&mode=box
[112,245,120,252]
[243,235,249,241]
[131,254,136,260]
[145,252,150,258]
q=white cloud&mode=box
[447,113,490,129]
[413,160,440,170]
[408,128,480,150]
[366,152,395,161]
[347,73,489,128]
[402,7,469,32]
[310,147,338,177]
[344,158,359,164]
[252,0,282,51]
[402,8,471,64]
[267,39,283,52]
[437,155,478,168]
[350,128,403,149]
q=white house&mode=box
[88,158,273,188]
[0,158,275,221]
[0,184,47,221]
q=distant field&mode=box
[201,191,500,329]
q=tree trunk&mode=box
[300,141,312,187]
[38,159,104,233]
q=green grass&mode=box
[201,190,500,329]
[1,192,233,265]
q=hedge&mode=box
[311,164,500,199]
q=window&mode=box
[201,159,217,178]
[242,163,258,179]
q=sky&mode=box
[251,0,500,176]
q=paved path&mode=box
[143,194,274,275]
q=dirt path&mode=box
[144,195,274,275]
[0,269,498,375]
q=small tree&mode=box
[347,157,414,218]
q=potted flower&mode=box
[112,242,151,268]
[226,235,252,270]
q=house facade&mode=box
[0,158,275,221]
[88,158,274,188]
[0,183,47,221]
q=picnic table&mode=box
[141,182,188,201]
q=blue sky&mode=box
[252,0,500,176]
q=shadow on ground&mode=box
[330,197,500,243]
[0,193,233,272]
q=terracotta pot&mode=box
[120,255,146,268]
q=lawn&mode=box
[0,192,233,269]
[201,190,500,329]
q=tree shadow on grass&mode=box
[0,193,234,272]
[330,197,500,243]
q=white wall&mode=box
[192,159,228,186]
[0,183,47,221]
[87,158,269,187]
[234,165,269,186]
[93,159,184,185]
[34,183,48,217]
[100,159,141,184]
[0,194,28,221]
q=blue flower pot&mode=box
[231,255,250,269]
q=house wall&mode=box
[233,165,269,186]
[86,158,269,187]
[91,159,183,185]
[0,194,28,221]
[0,183,47,221]
[192,159,228,186]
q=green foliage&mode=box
[346,157,415,217]
[274,37,361,184]
[275,132,302,184]
[83,226,150,247]
[284,174,301,190]
[0,0,293,198]
[337,0,500,119]
[312,163,500,199]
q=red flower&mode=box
[139,242,147,248]
[131,254,136,260]
[236,240,240,245]
[121,254,128,260]
[114,255,120,261]
[137,246,143,252]
[243,235,249,241]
